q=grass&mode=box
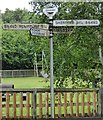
[2,77,50,88]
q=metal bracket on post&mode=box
[49,18,53,38]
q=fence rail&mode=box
[0,88,103,119]
[0,70,36,78]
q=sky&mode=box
[0,0,32,13]
[0,0,103,13]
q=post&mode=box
[32,89,37,119]
[0,10,2,83]
[101,89,103,118]
[49,17,54,118]
[98,88,103,118]
[42,3,58,118]
[101,66,103,88]
[0,72,1,83]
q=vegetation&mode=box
[1,2,103,88]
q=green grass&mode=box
[1,77,76,89]
[2,77,50,88]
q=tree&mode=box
[2,2,103,88]
[53,2,103,88]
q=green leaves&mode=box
[2,2,103,87]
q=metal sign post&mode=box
[43,3,58,118]
[49,17,54,118]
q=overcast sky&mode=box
[1,0,103,13]
[0,0,32,13]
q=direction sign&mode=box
[3,24,49,30]
[43,3,58,18]
[53,20,100,26]
[30,28,49,36]
[53,27,72,33]
[3,23,72,33]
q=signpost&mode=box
[3,24,72,33]
[2,3,100,118]
[53,27,72,33]
[43,3,58,118]
[43,3,58,19]
[30,28,49,36]
[53,19,100,26]
[3,24,49,30]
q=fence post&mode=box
[0,92,2,119]
[12,70,13,77]
[32,88,37,119]
[101,88,103,118]
[98,88,103,118]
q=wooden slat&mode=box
[0,92,2,119]
[20,92,23,118]
[82,92,85,117]
[13,92,16,118]
[6,92,10,118]
[70,92,73,117]
[76,92,79,117]
[93,91,97,116]
[26,92,30,118]
[64,92,67,118]
[87,92,91,116]
[54,92,56,118]
[58,92,61,118]
[45,92,49,118]
[39,92,42,118]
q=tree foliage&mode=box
[52,2,103,88]
[2,8,49,70]
[2,2,103,87]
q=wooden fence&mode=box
[0,88,103,119]
[1,69,36,78]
